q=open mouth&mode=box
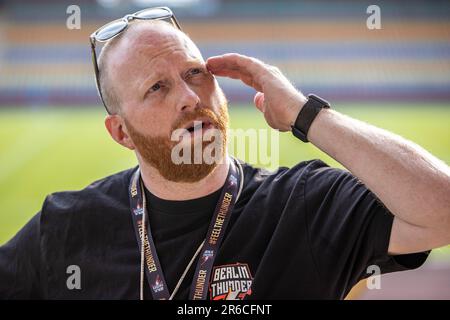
[184,119,214,135]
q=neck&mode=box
[138,155,230,201]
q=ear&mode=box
[104,115,136,150]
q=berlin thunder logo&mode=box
[209,263,253,300]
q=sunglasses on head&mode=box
[90,7,182,114]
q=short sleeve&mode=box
[303,161,430,298]
[0,212,43,299]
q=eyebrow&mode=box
[179,58,207,73]
[185,57,205,66]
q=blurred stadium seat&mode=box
[1,0,450,107]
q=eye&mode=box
[144,82,163,99]
[149,82,161,92]
[151,83,161,91]
[189,68,202,76]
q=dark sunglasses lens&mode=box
[96,20,127,41]
[135,7,172,19]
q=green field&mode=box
[1,104,450,248]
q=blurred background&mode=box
[0,0,449,299]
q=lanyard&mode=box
[128,157,242,300]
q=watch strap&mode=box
[291,94,330,142]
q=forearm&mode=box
[308,108,450,230]
[206,52,450,251]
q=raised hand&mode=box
[206,53,307,131]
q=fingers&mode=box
[253,92,265,113]
[212,69,262,92]
[206,53,265,92]
[207,53,261,73]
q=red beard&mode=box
[124,103,229,183]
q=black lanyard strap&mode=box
[129,167,171,299]
[129,157,242,300]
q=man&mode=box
[1,8,449,300]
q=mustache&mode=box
[171,107,221,131]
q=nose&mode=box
[175,81,200,113]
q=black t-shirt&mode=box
[0,159,429,299]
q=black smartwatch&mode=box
[291,94,330,142]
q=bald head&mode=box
[97,20,201,114]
